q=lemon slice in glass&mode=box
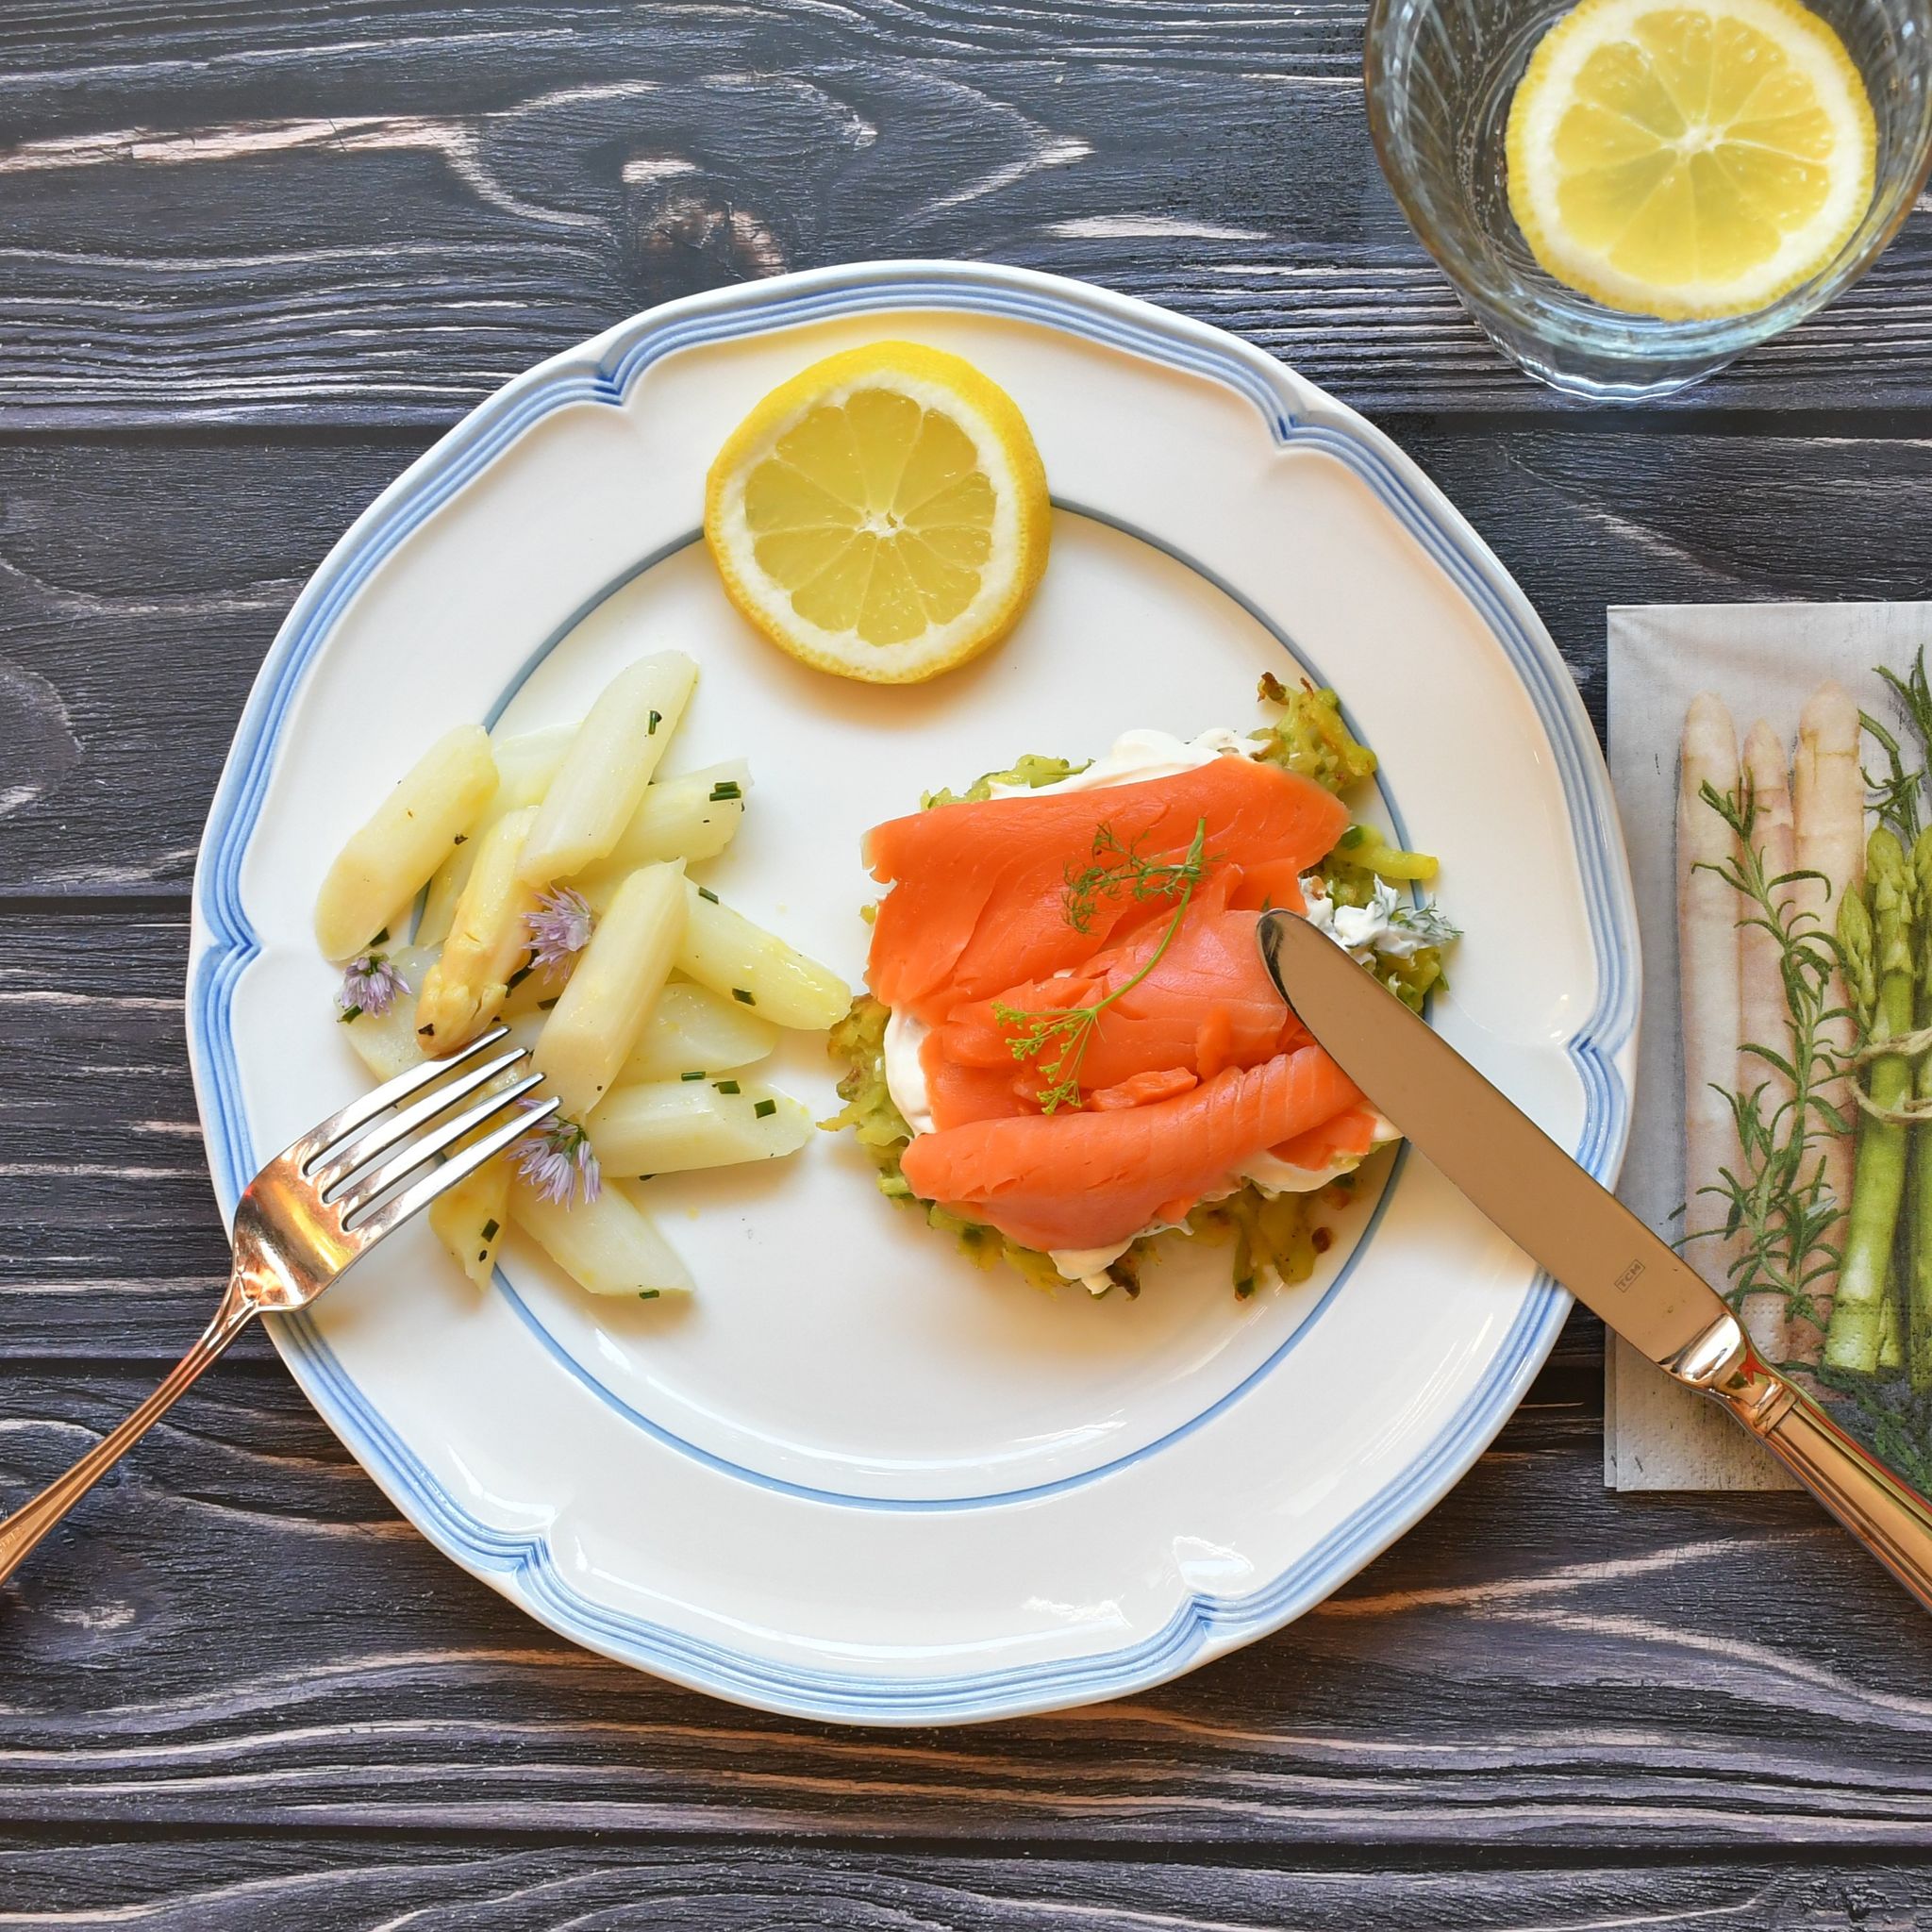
[1506,0,1875,320]
[704,341,1051,684]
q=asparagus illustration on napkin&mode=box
[1678,666,1932,1486]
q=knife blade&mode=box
[1257,907,1715,1371]
[1257,908,1932,1613]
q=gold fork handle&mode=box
[0,1280,257,1589]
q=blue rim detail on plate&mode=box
[188,261,1637,1724]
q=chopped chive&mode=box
[505,962,534,992]
[754,1098,776,1119]
[372,927,390,945]
[338,1007,360,1024]
[476,1250,488,1263]
[708,780,742,802]
[697,886,720,904]
[680,1070,706,1081]
[648,709,662,734]
[638,1289,661,1300]
[714,1079,741,1095]
[418,1024,436,1038]
[732,988,756,1005]
[537,997,558,1010]
[480,1219,500,1242]
[453,833,467,846]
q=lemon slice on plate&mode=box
[704,341,1051,684]
[1506,0,1874,320]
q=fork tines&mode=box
[293,1026,559,1239]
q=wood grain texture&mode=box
[2,1839,1929,1932]
[0,1,1925,425]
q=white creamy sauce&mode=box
[884,726,1407,1292]
[1046,1239,1141,1297]
[986,725,1267,800]
[1298,874,1431,961]
[882,1008,935,1138]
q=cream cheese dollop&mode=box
[987,725,1266,800]
[883,1008,936,1139]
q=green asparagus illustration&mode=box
[1908,829,1932,1390]
[1824,829,1916,1374]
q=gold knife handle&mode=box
[1670,1311,1932,1613]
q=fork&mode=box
[0,1025,556,1587]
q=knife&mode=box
[1258,908,1932,1612]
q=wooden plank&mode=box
[0,437,417,896]
[0,4,1927,422]
[2,1837,1927,1930]
[6,428,1932,899]
[0,906,246,1337]
[2,1368,1928,1846]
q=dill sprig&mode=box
[995,817,1211,1113]
[1692,780,1852,1338]
[1062,823,1217,934]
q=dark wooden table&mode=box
[6,4,1932,1924]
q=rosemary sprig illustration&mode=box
[1693,781,1851,1340]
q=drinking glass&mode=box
[1364,0,1932,399]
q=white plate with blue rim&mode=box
[188,260,1636,1724]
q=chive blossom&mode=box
[337,948,408,1022]
[525,886,594,974]
[513,1111,601,1208]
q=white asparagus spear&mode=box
[1680,693,1747,1298]
[533,859,687,1118]
[415,806,541,1050]
[1738,720,1797,1362]
[517,652,696,888]
[1790,679,1865,1359]
[313,724,497,959]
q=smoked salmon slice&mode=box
[866,754,1347,1024]
[1270,1104,1381,1174]
[928,903,1304,1127]
[898,1046,1367,1254]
